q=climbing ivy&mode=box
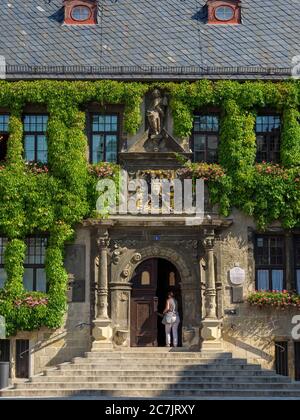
[0,79,300,335]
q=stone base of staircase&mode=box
[1,348,300,399]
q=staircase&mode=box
[1,348,300,399]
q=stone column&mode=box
[201,230,222,351]
[97,232,109,319]
[204,235,217,319]
[92,229,113,351]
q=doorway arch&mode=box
[130,258,183,347]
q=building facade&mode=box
[0,0,300,384]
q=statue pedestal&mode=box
[91,319,113,351]
[201,319,223,352]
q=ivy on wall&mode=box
[164,80,300,229]
[0,80,300,335]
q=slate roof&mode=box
[0,0,299,80]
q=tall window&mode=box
[23,237,47,293]
[91,114,118,163]
[256,115,281,163]
[255,236,285,291]
[24,115,48,163]
[192,115,219,163]
[294,237,300,294]
[0,115,9,162]
[0,237,8,289]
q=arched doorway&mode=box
[130,258,183,347]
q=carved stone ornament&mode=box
[97,231,110,249]
[131,253,142,264]
[147,89,167,136]
[147,89,168,151]
[121,266,131,280]
[111,242,128,265]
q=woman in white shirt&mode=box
[163,291,180,347]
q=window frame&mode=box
[254,234,286,291]
[23,236,48,293]
[0,114,9,162]
[23,114,49,164]
[191,113,220,163]
[255,113,281,164]
[89,112,120,164]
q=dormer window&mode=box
[64,0,98,25]
[206,0,241,25]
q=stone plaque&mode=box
[64,245,86,303]
[229,266,246,285]
[232,286,244,304]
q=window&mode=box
[141,271,151,286]
[275,342,289,377]
[207,0,241,25]
[255,236,285,291]
[64,0,98,25]
[91,115,118,163]
[24,115,48,163]
[71,5,91,21]
[256,115,281,163]
[0,115,9,162]
[215,6,234,21]
[294,237,300,294]
[23,237,47,293]
[192,115,219,163]
[0,237,8,289]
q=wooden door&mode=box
[16,340,29,378]
[130,259,158,347]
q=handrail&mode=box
[19,322,91,359]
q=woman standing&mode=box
[163,291,180,347]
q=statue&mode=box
[147,89,168,139]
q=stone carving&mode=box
[147,89,168,151]
[114,329,129,346]
[97,230,110,250]
[121,265,131,281]
[131,253,142,263]
[147,89,167,136]
[111,242,128,265]
[120,292,129,302]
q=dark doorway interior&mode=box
[130,258,182,347]
[16,340,29,378]
[0,339,10,362]
[295,341,300,381]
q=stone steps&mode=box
[2,389,300,398]
[13,382,300,390]
[1,349,300,399]
[30,375,290,383]
[85,351,233,359]
[58,363,263,371]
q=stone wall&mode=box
[219,209,299,377]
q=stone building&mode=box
[0,0,300,394]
